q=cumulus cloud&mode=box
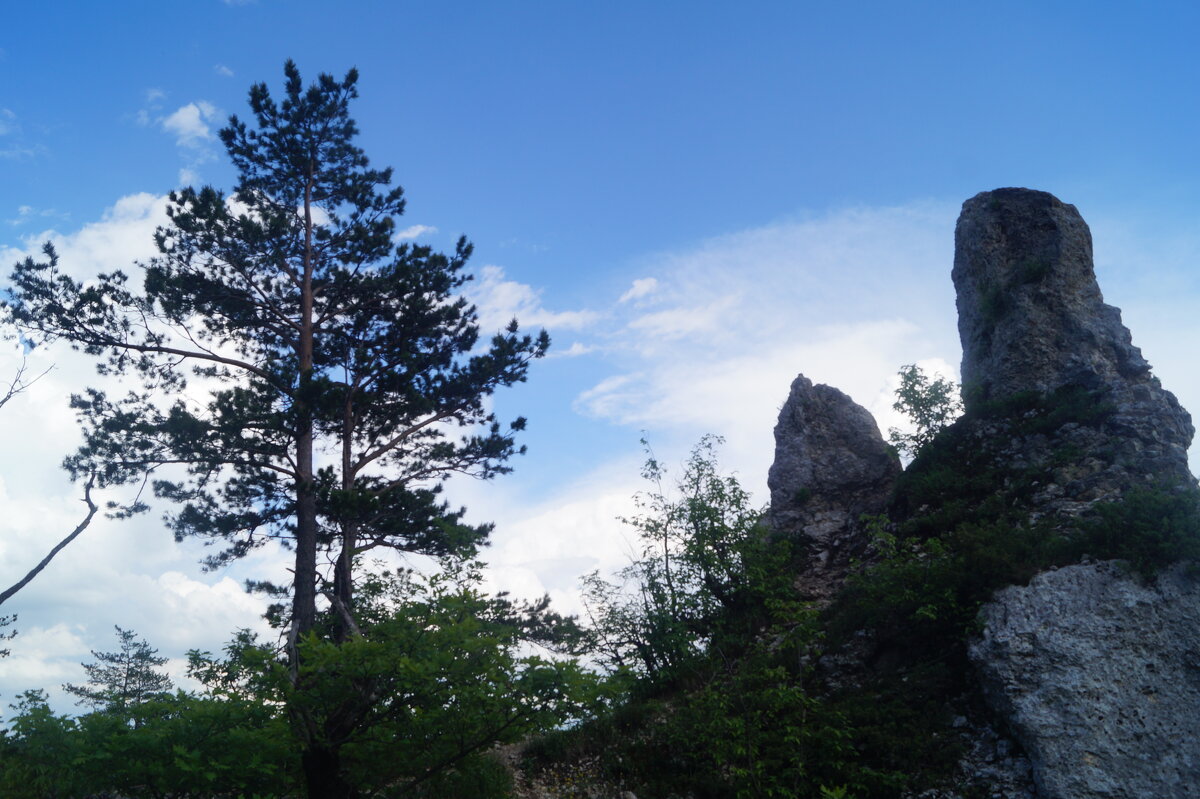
[161,101,219,149]
[6,192,1198,712]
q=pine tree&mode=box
[64,626,173,715]
[7,61,547,797]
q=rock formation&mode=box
[768,375,900,599]
[953,188,1194,501]
[769,187,1200,798]
[971,562,1200,799]
[952,188,1199,798]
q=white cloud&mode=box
[6,205,64,227]
[466,203,967,612]
[161,101,218,149]
[214,64,235,77]
[619,276,659,303]
[394,224,437,241]
[626,293,741,341]
[548,341,596,358]
[6,192,1199,712]
[0,194,284,711]
[0,111,38,159]
[470,265,600,334]
[1,192,169,279]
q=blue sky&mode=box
[3,1,1200,708]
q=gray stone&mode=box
[970,562,1200,798]
[768,374,900,599]
[953,188,1193,491]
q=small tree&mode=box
[63,626,173,716]
[582,436,782,681]
[887,363,962,460]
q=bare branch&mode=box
[0,476,99,607]
[0,357,52,412]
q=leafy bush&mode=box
[1075,486,1200,577]
[0,689,296,798]
[534,438,862,798]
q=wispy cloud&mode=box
[470,265,600,334]
[214,64,235,77]
[548,341,596,358]
[6,205,66,227]
[619,276,658,303]
[0,109,42,159]
[394,223,437,241]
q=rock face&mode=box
[971,562,1200,799]
[954,188,1193,493]
[952,189,1199,798]
[767,188,1199,798]
[768,374,900,599]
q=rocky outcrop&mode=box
[971,562,1200,799]
[953,188,1193,495]
[768,374,900,600]
[768,188,1199,798]
[952,189,1200,798]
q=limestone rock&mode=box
[768,374,900,599]
[970,562,1200,799]
[951,188,1200,798]
[953,188,1193,492]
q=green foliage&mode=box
[284,561,599,796]
[821,373,1197,794]
[0,689,297,798]
[531,438,865,798]
[1075,486,1200,577]
[887,364,962,460]
[581,435,798,683]
[0,614,14,659]
[63,625,173,715]
[0,563,597,797]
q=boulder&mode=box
[971,562,1200,799]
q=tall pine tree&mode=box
[7,62,548,796]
